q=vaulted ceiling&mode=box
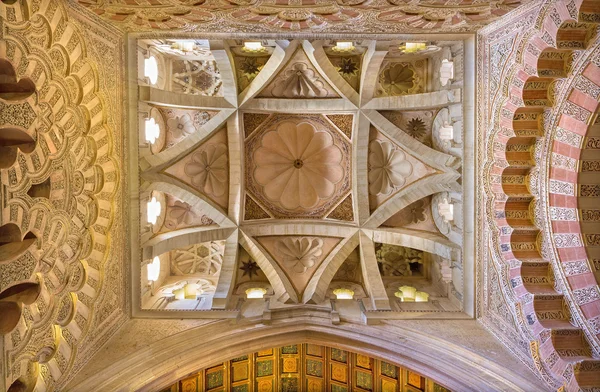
[134,38,467,317]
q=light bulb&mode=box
[145,118,160,144]
[147,256,160,282]
[147,197,161,225]
[144,56,158,85]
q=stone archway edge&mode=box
[66,317,544,392]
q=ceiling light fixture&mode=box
[173,288,184,300]
[243,41,263,51]
[245,287,267,299]
[146,196,161,225]
[395,286,429,302]
[171,40,195,52]
[402,42,427,53]
[144,56,158,85]
[147,256,160,282]
[333,288,354,300]
[334,41,354,52]
[145,118,160,144]
[184,283,200,299]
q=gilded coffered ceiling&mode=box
[134,38,470,314]
[160,343,452,392]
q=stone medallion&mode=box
[245,114,352,218]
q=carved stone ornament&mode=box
[184,143,229,198]
[253,121,344,210]
[275,237,324,274]
[368,140,413,196]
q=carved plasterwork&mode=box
[376,244,424,277]
[172,59,222,96]
[380,110,435,147]
[257,236,341,296]
[368,127,437,211]
[161,195,215,232]
[170,241,225,276]
[157,107,219,150]
[0,0,126,390]
[259,48,338,99]
[73,0,528,33]
[245,114,351,218]
[163,127,229,209]
[478,0,600,389]
[379,63,424,96]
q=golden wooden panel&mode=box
[407,370,425,390]
[164,345,451,392]
[257,379,273,392]
[331,363,348,383]
[306,377,324,391]
[356,354,371,369]
[282,357,298,373]
[381,379,397,392]
[180,376,198,392]
[232,363,249,382]
[306,344,323,357]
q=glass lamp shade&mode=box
[245,288,267,299]
[146,197,161,225]
[147,256,160,282]
[333,288,354,299]
[145,118,160,144]
[144,56,159,85]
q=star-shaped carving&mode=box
[240,57,262,77]
[337,57,358,77]
[240,260,260,278]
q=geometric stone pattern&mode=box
[135,38,465,314]
[479,0,600,390]
[0,0,126,391]
[73,0,529,33]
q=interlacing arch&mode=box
[0,0,122,391]
[487,0,600,389]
